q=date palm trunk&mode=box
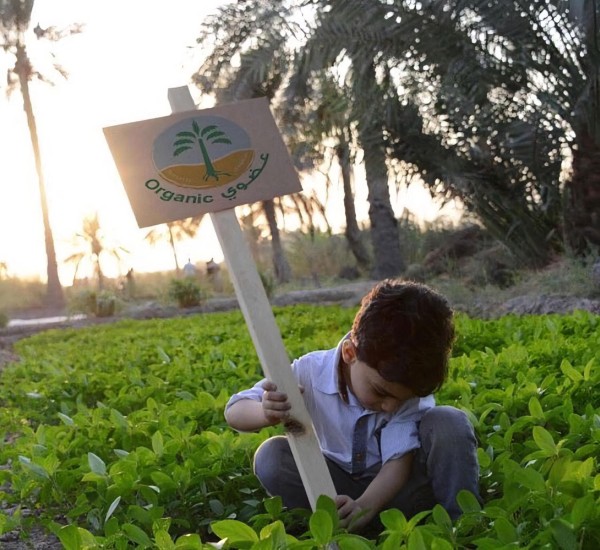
[16,42,64,308]
[262,199,291,284]
[337,142,371,270]
[564,131,600,254]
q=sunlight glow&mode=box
[0,0,458,286]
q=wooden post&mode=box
[167,86,337,510]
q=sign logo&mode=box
[153,116,254,189]
[103,96,302,227]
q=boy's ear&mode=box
[342,339,357,364]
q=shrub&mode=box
[168,277,206,308]
[68,289,119,317]
[0,310,8,328]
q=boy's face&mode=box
[341,340,415,413]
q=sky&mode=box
[0,0,458,286]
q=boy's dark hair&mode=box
[351,279,455,396]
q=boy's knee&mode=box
[420,406,475,447]
[254,436,290,494]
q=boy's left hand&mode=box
[335,495,375,532]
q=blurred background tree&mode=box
[193,0,600,270]
[144,215,204,274]
[65,212,129,291]
[0,0,81,308]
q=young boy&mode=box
[225,279,480,531]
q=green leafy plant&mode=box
[0,307,598,547]
[68,289,119,317]
[168,278,207,308]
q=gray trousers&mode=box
[253,406,480,521]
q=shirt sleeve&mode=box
[224,357,309,412]
[379,419,421,463]
[379,396,435,463]
[225,378,267,411]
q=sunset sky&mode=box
[0,0,457,286]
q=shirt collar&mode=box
[313,333,350,396]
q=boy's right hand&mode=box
[261,380,292,425]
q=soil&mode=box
[0,280,599,547]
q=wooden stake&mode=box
[167,86,337,510]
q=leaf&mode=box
[122,523,153,547]
[57,412,75,426]
[309,509,333,545]
[105,496,121,523]
[456,490,481,514]
[210,519,258,543]
[432,504,452,532]
[57,525,98,549]
[514,467,546,492]
[152,431,164,457]
[407,528,427,550]
[528,397,544,419]
[18,455,49,480]
[174,534,204,549]
[550,518,577,550]
[380,507,408,531]
[560,360,583,383]
[110,409,129,430]
[494,517,518,544]
[583,359,594,381]
[88,452,107,476]
[57,525,81,550]
[157,347,171,364]
[209,499,224,516]
[263,496,283,517]
[154,530,176,550]
[532,426,557,455]
[571,494,595,528]
[316,495,339,531]
[335,534,375,549]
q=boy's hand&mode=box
[261,381,292,425]
[335,495,375,532]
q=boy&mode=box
[225,279,480,531]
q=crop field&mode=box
[0,305,598,549]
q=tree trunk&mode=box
[354,63,404,279]
[361,141,404,278]
[564,131,600,254]
[337,142,371,270]
[167,224,181,273]
[262,199,291,284]
[16,43,64,309]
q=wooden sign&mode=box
[104,86,337,510]
[103,96,301,227]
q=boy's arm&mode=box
[225,381,292,432]
[337,452,413,531]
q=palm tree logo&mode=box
[153,115,254,189]
[173,120,232,182]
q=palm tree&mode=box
[1,0,79,307]
[196,0,600,267]
[65,212,128,290]
[144,215,204,273]
[283,72,371,271]
[193,1,405,278]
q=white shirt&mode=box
[226,335,435,473]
